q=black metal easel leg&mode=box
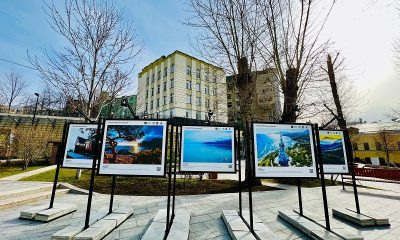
[165,124,174,238]
[84,120,102,229]
[245,121,254,233]
[236,129,242,217]
[341,174,345,190]
[315,124,330,231]
[171,125,179,220]
[297,179,303,216]
[49,163,61,209]
[109,175,116,214]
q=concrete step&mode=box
[0,188,70,210]
[0,184,54,200]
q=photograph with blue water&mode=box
[182,128,234,164]
[319,131,346,165]
[65,126,97,160]
[256,127,313,167]
[103,124,164,165]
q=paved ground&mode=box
[1,180,400,240]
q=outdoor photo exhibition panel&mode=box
[253,123,318,178]
[319,130,349,174]
[98,119,167,176]
[62,123,98,169]
[180,125,236,173]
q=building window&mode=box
[398,142,400,150]
[170,78,174,88]
[205,99,210,108]
[186,80,192,90]
[152,73,155,82]
[170,109,174,117]
[145,90,148,98]
[185,110,191,118]
[196,83,201,92]
[365,157,371,164]
[163,96,167,105]
[196,112,201,120]
[205,86,209,95]
[150,101,153,109]
[157,85,160,94]
[213,74,217,83]
[227,102,232,108]
[227,94,231,99]
[170,63,175,73]
[146,77,149,85]
[163,82,167,91]
[151,88,154,96]
[353,143,358,150]
[196,96,201,106]
[186,66,191,75]
[186,95,192,104]
[375,142,382,151]
[196,69,200,78]
[363,142,370,150]
[205,71,209,80]
[164,67,168,77]
[145,104,148,112]
[170,94,174,103]
[211,88,217,96]
[157,70,161,80]
[157,98,160,107]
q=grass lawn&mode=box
[22,169,280,196]
[0,165,45,178]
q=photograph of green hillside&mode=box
[319,130,348,174]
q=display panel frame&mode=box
[179,124,236,173]
[252,122,318,179]
[318,129,349,174]
[98,119,168,177]
[61,123,99,169]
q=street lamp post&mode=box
[207,109,214,126]
[121,97,135,118]
[31,93,39,126]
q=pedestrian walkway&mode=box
[0,165,57,181]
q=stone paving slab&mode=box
[333,208,375,226]
[345,208,390,226]
[35,204,77,222]
[279,210,363,240]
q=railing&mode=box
[354,167,400,181]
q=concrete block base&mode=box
[279,210,363,240]
[20,204,77,222]
[51,207,133,240]
[333,208,389,226]
[222,210,278,240]
[141,208,191,240]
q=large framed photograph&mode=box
[62,123,98,169]
[319,130,349,174]
[180,126,235,173]
[99,120,167,176]
[253,123,317,178]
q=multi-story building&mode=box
[100,95,137,118]
[226,69,281,123]
[136,51,228,122]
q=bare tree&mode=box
[29,0,143,119]
[374,129,398,167]
[0,70,27,112]
[257,0,335,122]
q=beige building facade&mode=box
[226,69,281,123]
[136,51,228,122]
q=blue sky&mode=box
[107,125,163,143]
[0,0,399,121]
[184,129,232,143]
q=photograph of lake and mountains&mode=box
[103,124,164,165]
[319,131,347,166]
[255,127,313,168]
[182,127,234,165]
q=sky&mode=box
[0,0,399,122]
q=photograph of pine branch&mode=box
[103,124,164,165]
[256,128,313,167]
[319,131,346,165]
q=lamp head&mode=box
[34,93,39,97]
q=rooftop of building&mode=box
[349,121,400,133]
[138,50,223,77]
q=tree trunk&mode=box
[282,68,298,123]
[327,54,347,129]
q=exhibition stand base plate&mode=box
[332,208,390,226]
[222,210,279,240]
[278,210,363,240]
[51,207,133,240]
[20,203,77,222]
[141,208,191,240]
